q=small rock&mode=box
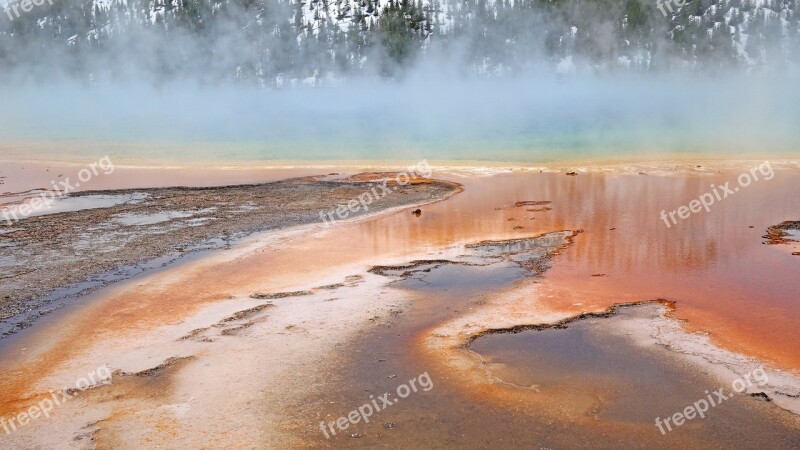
[350,433,362,438]
[565,171,578,176]
[384,422,397,429]
[412,208,422,216]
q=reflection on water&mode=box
[344,170,800,370]
[469,304,750,425]
[311,252,800,448]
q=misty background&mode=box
[0,0,798,162]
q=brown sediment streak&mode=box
[217,303,274,323]
[114,356,195,378]
[249,291,311,300]
[763,220,800,245]
[178,327,211,341]
[368,259,479,277]
[335,172,438,184]
[312,283,345,290]
[313,274,365,290]
[463,230,578,250]
[512,200,551,207]
[220,322,255,336]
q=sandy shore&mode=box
[0,161,798,448]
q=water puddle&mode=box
[469,304,696,422]
[112,207,217,226]
[462,303,800,445]
[0,192,148,220]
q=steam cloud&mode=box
[0,0,798,162]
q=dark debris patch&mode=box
[114,356,195,378]
[219,303,275,323]
[221,321,255,336]
[313,283,346,290]
[368,259,475,278]
[249,291,312,300]
[513,201,552,208]
[178,327,211,341]
[763,221,800,245]
[749,392,772,402]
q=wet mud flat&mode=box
[292,232,572,448]
[298,233,800,449]
[0,175,459,337]
[1,166,798,448]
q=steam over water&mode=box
[1,74,798,164]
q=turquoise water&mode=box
[1,76,798,164]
